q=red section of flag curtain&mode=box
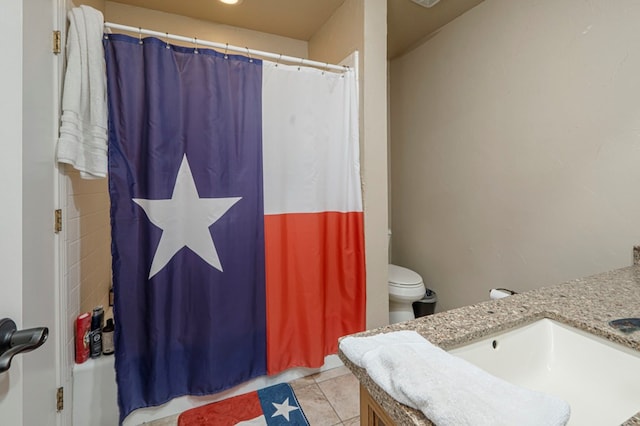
[264,212,366,374]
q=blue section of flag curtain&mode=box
[105,34,267,422]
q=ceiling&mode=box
[387,0,484,58]
[109,0,484,59]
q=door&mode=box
[0,0,27,421]
[0,0,62,424]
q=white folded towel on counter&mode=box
[340,330,427,366]
[340,331,570,426]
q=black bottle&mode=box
[90,306,103,358]
[102,318,115,355]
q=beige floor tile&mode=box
[295,384,342,426]
[342,417,360,426]
[313,365,351,383]
[289,373,317,390]
[317,373,360,421]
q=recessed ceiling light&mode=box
[219,0,243,5]
[411,0,441,7]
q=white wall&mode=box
[390,0,640,311]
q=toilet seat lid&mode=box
[389,264,423,286]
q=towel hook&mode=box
[193,37,199,54]
[245,47,253,63]
[224,43,229,59]
[138,27,143,45]
[165,33,170,49]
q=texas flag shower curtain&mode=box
[104,34,365,421]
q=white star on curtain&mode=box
[133,154,241,278]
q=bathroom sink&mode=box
[448,319,640,425]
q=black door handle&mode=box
[0,318,48,373]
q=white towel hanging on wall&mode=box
[56,5,108,179]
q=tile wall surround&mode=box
[64,166,112,353]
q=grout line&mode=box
[311,366,351,384]
[314,378,343,424]
[292,381,343,424]
[343,415,360,425]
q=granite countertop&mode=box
[339,265,640,425]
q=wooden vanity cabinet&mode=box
[360,384,396,425]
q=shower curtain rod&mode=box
[104,22,351,73]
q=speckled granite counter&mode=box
[339,265,640,425]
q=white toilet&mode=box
[388,264,426,324]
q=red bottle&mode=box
[75,312,91,363]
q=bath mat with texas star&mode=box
[178,383,309,425]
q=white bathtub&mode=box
[72,353,343,425]
[72,356,119,425]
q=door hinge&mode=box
[54,209,62,233]
[53,30,61,54]
[56,387,64,411]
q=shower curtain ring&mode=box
[275,54,282,67]
[224,43,229,59]
[246,47,253,63]
[165,33,170,49]
[322,62,329,75]
[138,27,143,45]
[193,37,199,54]
[298,57,304,71]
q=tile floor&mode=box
[289,366,360,426]
[146,366,360,425]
